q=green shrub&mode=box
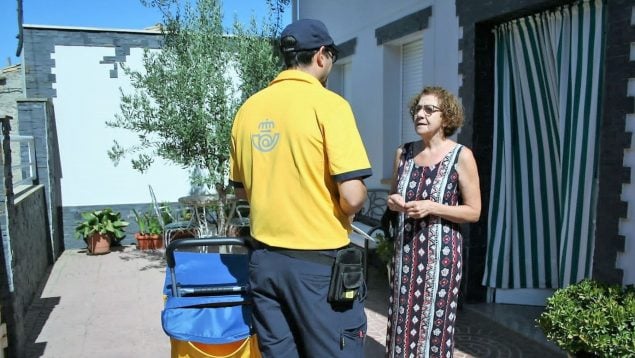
[537,279,635,357]
[375,232,394,265]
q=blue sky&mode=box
[1,0,291,67]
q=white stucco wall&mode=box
[51,46,191,206]
[296,0,461,188]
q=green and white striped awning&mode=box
[483,0,605,289]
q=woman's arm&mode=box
[449,146,481,222]
[387,146,407,212]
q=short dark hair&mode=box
[409,86,464,137]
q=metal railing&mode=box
[3,134,37,193]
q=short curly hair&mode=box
[408,86,464,137]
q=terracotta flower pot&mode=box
[87,233,112,255]
[169,229,197,241]
[135,233,164,250]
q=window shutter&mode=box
[401,40,424,144]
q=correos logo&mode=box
[252,119,280,152]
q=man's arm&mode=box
[337,179,367,216]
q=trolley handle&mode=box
[178,285,248,297]
[165,236,248,268]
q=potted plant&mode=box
[537,279,635,357]
[132,209,163,250]
[375,232,394,281]
[74,208,129,255]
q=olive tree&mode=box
[107,0,285,234]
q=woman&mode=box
[385,86,481,357]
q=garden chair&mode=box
[149,185,200,247]
[227,200,250,237]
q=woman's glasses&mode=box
[412,104,441,117]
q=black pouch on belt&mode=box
[327,247,364,304]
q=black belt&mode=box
[250,240,344,266]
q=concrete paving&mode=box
[25,246,170,357]
[24,245,566,357]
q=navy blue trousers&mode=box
[249,248,367,358]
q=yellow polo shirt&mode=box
[230,70,372,249]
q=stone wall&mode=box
[0,98,63,357]
[0,65,23,122]
[0,184,51,358]
[3,186,50,358]
[17,99,64,260]
[594,0,634,284]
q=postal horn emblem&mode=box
[252,119,280,152]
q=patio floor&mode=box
[23,245,566,357]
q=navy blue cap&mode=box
[280,19,334,53]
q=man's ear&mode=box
[315,46,327,67]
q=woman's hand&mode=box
[387,193,407,213]
[404,200,437,219]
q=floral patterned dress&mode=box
[385,141,464,358]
